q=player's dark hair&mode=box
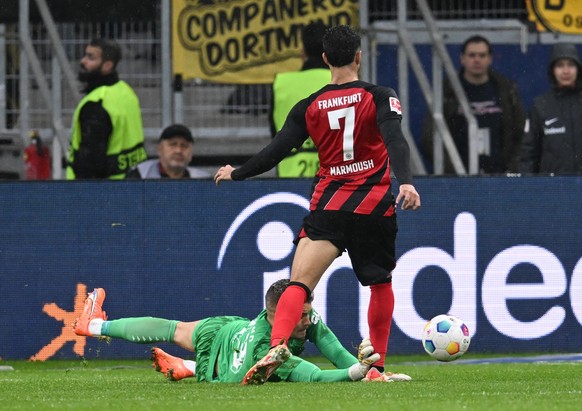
[461,35,492,55]
[265,279,313,311]
[322,25,361,67]
[89,38,122,67]
[302,22,327,59]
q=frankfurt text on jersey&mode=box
[318,93,362,110]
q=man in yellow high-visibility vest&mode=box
[67,38,146,179]
[270,22,330,178]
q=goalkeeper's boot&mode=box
[241,344,291,385]
[151,347,194,381]
[73,288,107,336]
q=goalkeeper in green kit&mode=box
[73,279,410,384]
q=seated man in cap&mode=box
[126,124,210,179]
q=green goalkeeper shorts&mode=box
[191,316,246,381]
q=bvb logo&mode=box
[527,0,582,34]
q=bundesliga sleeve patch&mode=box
[389,97,402,114]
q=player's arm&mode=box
[282,339,379,382]
[380,118,412,183]
[376,87,420,210]
[286,356,352,382]
[268,86,277,138]
[306,310,358,369]
[214,100,310,184]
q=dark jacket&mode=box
[518,43,582,174]
[422,69,525,173]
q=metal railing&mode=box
[369,0,528,21]
[0,0,538,179]
[0,0,272,179]
[368,0,530,175]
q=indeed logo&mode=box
[217,191,363,322]
[393,212,582,341]
[218,194,581,344]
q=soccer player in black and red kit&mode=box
[214,25,421,384]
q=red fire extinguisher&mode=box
[24,130,52,180]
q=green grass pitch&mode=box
[1,355,581,410]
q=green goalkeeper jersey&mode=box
[201,309,358,383]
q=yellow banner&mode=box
[172,0,359,84]
[526,0,582,34]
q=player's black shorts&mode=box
[295,210,397,286]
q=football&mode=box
[422,314,471,362]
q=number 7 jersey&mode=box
[231,80,412,216]
[296,80,408,216]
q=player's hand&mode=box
[395,184,421,210]
[214,165,235,186]
[348,338,381,381]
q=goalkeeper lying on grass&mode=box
[73,279,411,384]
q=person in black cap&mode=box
[126,124,210,179]
[519,43,582,174]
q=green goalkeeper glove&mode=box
[348,338,381,381]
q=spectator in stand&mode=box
[67,38,147,179]
[422,35,525,174]
[269,22,331,178]
[126,124,210,179]
[519,43,582,174]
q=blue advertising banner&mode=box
[0,177,581,360]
